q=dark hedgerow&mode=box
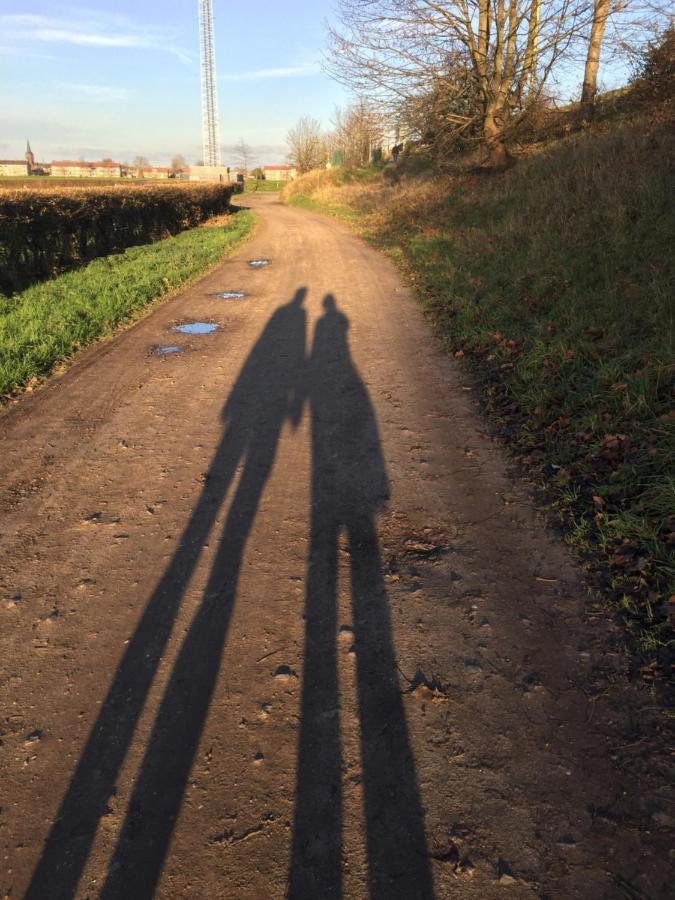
[0,183,234,295]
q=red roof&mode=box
[51,161,121,168]
[0,160,27,165]
[263,165,294,170]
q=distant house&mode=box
[263,165,297,181]
[141,166,171,179]
[50,161,122,178]
[183,165,232,183]
[0,160,29,177]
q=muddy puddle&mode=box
[210,291,246,300]
[154,345,183,355]
[248,259,270,268]
[172,322,219,335]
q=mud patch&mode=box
[172,322,219,335]
[210,291,246,300]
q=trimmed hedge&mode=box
[0,183,234,295]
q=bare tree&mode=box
[581,0,611,106]
[131,155,149,177]
[234,138,252,175]
[170,154,187,174]
[331,100,385,166]
[579,0,672,110]
[286,117,327,173]
[326,0,590,164]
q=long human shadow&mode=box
[26,289,307,900]
[289,296,434,899]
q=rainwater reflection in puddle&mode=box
[172,322,220,335]
[154,345,183,355]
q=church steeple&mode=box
[25,140,35,171]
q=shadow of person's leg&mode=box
[349,513,435,900]
[26,292,308,900]
[101,440,280,899]
[289,509,342,899]
[24,425,245,900]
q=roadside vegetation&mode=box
[0,182,235,294]
[0,211,253,399]
[282,93,674,676]
[236,179,285,193]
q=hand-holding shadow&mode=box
[26,290,432,900]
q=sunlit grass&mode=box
[0,210,254,396]
[284,121,675,669]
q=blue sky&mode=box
[0,1,348,166]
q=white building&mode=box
[263,165,297,181]
[50,161,122,178]
[183,165,232,183]
[0,160,29,177]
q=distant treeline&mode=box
[0,183,234,295]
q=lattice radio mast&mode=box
[198,0,221,167]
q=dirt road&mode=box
[0,194,671,899]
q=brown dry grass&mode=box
[283,118,675,678]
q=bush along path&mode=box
[283,121,675,684]
[0,183,237,295]
[0,210,254,398]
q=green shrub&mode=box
[0,183,234,294]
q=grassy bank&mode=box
[0,210,254,397]
[283,122,675,676]
[235,180,286,193]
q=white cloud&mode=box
[59,82,130,102]
[30,28,144,48]
[0,44,56,60]
[220,64,321,83]
[0,12,193,63]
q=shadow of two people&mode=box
[26,289,434,900]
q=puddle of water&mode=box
[154,345,183,355]
[211,291,246,299]
[172,322,219,335]
[248,259,270,268]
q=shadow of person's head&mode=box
[320,293,349,335]
[292,287,307,307]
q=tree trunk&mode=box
[483,104,512,167]
[524,0,541,98]
[581,0,611,107]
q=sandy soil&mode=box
[0,194,672,899]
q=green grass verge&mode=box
[237,180,286,193]
[284,123,675,677]
[288,194,362,224]
[0,210,254,396]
